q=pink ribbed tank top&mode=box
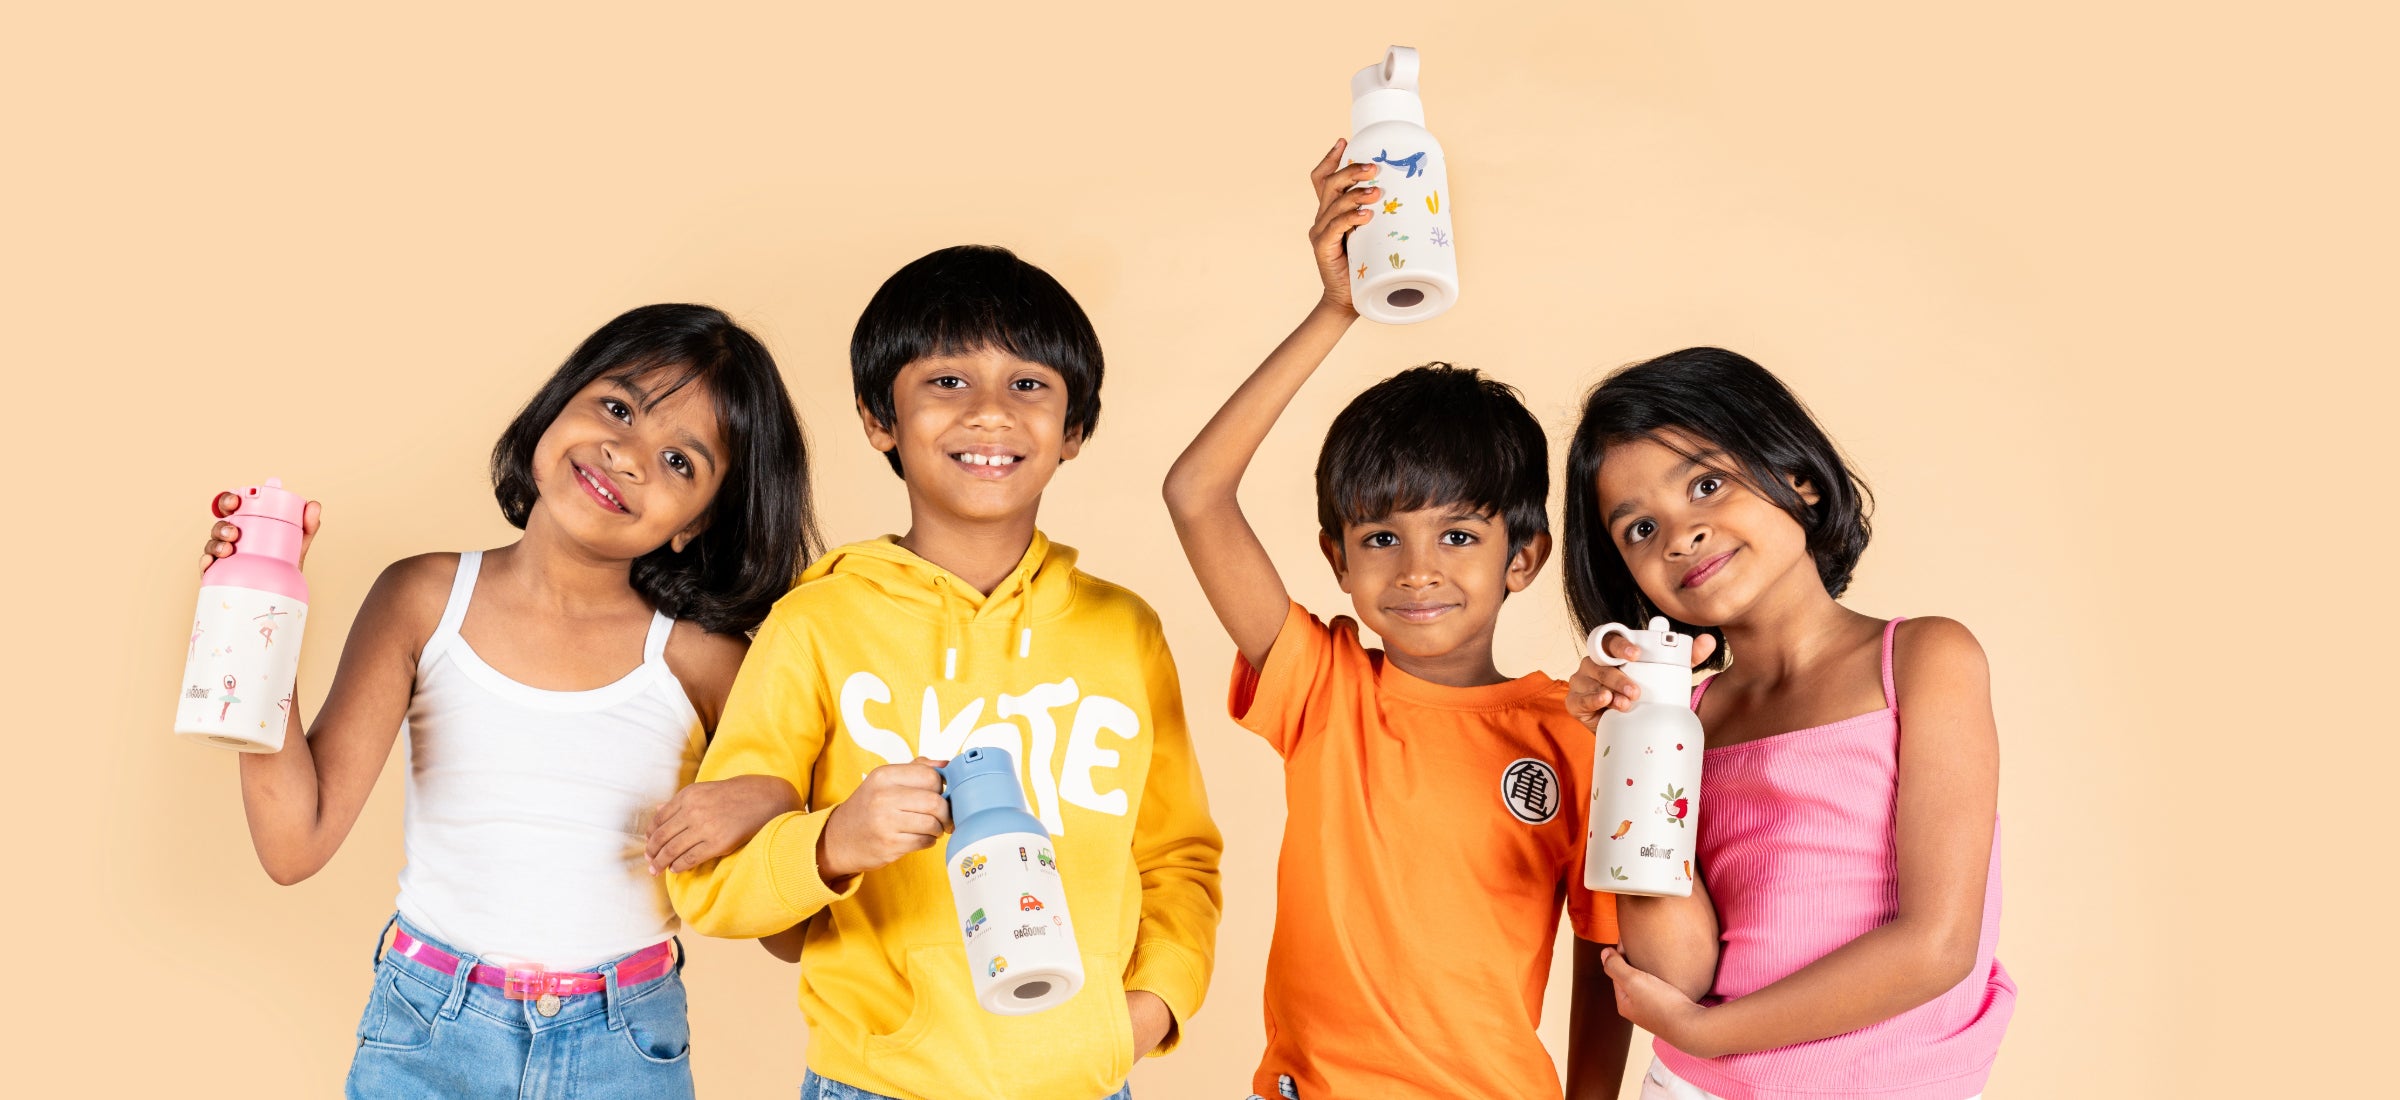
[1654,618,2015,1100]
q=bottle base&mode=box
[174,728,282,753]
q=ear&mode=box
[1059,425,1084,463]
[1788,472,1822,508]
[1317,530,1352,593]
[1503,531,1552,594]
[857,397,897,456]
[670,521,705,554]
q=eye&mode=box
[1440,530,1476,546]
[1009,377,1045,392]
[1361,531,1398,549]
[601,398,631,422]
[1693,475,1725,499]
[931,375,966,390]
[663,452,692,478]
[1624,519,1656,545]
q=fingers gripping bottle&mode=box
[1346,44,1459,324]
[175,478,309,752]
[1582,618,1705,897]
[941,747,1083,1014]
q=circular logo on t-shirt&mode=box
[1500,758,1561,825]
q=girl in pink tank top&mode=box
[1557,348,2015,1100]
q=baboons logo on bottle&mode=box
[1500,758,1560,825]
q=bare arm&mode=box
[1614,876,1722,1003]
[1162,140,1380,669]
[1605,618,2000,1057]
[1566,937,1635,1100]
[234,552,447,885]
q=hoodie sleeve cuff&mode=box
[766,809,859,916]
[1124,939,1211,1057]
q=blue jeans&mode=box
[802,1070,1131,1100]
[345,915,694,1099]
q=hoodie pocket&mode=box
[865,944,1132,1086]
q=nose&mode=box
[1395,544,1442,590]
[1663,521,1709,559]
[601,439,641,482]
[966,387,1014,430]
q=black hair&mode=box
[490,303,821,635]
[1316,364,1550,558]
[849,245,1104,477]
[1562,347,1872,669]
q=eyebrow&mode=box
[1604,451,1725,525]
[678,432,717,474]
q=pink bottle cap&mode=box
[225,477,308,529]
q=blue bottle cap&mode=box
[941,747,1049,852]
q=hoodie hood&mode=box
[800,532,1080,681]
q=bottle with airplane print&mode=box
[941,747,1083,1014]
[1346,44,1458,324]
[175,477,310,752]
[1582,618,1706,897]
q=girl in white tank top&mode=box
[197,305,822,1100]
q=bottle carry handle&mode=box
[1587,623,1637,667]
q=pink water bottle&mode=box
[175,478,310,752]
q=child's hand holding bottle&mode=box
[816,758,953,881]
[1308,140,1381,315]
[198,491,321,572]
[1566,630,1717,728]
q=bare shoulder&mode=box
[1892,616,1992,708]
[359,552,461,637]
[665,620,750,727]
[1895,617,1988,673]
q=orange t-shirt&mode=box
[1229,602,1617,1100]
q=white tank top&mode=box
[393,551,704,969]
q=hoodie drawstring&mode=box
[1009,568,1034,661]
[936,575,962,680]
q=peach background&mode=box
[8,2,2391,1096]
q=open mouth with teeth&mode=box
[573,461,629,513]
[950,451,1024,477]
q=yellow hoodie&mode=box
[668,533,1223,1100]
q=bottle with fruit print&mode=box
[174,477,309,752]
[1582,617,1705,897]
[1345,44,1458,324]
[940,747,1083,1014]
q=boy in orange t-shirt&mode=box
[1163,143,1630,1100]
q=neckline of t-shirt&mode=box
[1372,656,1557,710]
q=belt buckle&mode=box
[502,967,563,1017]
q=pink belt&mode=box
[387,929,677,1007]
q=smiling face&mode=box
[525,369,728,561]
[1320,505,1548,680]
[859,346,1082,528]
[1592,429,1821,627]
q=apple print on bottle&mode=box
[1661,783,1689,827]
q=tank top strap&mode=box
[641,608,675,667]
[1880,616,1908,713]
[1689,673,1715,713]
[418,551,483,673]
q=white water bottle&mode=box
[941,747,1084,1014]
[175,478,310,752]
[1582,618,1704,896]
[1345,45,1458,324]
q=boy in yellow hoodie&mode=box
[658,245,1223,1100]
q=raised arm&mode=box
[1162,141,1380,669]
